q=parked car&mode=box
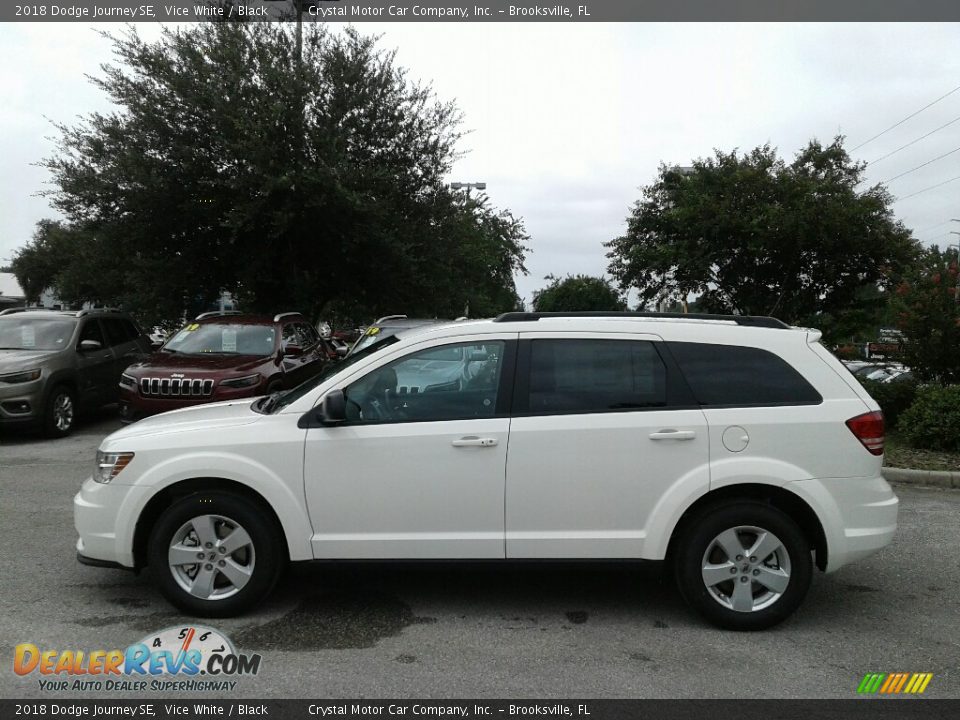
[0,308,151,436]
[118,311,332,422]
[76,311,897,630]
[349,315,450,356]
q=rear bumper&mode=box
[787,474,898,572]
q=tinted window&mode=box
[101,319,129,347]
[668,342,821,406]
[345,341,505,424]
[122,320,142,341]
[526,339,667,414]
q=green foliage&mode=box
[893,246,960,384]
[899,385,960,452]
[27,25,528,327]
[859,378,917,430]
[605,139,918,331]
[532,274,626,312]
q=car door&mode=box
[505,333,710,559]
[303,335,516,559]
[74,319,116,406]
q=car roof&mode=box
[194,312,304,326]
[388,312,813,348]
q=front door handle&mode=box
[452,436,498,448]
[649,429,696,441]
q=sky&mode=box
[1,21,960,307]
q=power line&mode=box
[896,173,960,201]
[879,145,960,184]
[851,82,960,152]
[867,113,960,166]
[915,219,955,234]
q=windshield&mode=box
[0,317,76,351]
[269,335,401,412]
[163,322,276,356]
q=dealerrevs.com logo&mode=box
[14,626,261,692]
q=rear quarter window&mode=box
[667,342,821,407]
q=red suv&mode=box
[119,312,333,422]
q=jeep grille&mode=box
[139,377,214,398]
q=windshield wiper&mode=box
[256,391,284,414]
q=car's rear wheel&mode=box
[674,502,812,630]
[43,385,76,438]
[148,491,284,617]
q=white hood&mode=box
[106,399,262,443]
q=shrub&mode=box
[899,385,960,452]
[859,378,917,430]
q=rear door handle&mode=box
[452,436,498,448]
[649,429,696,441]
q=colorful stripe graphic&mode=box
[857,673,933,694]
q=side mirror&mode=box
[282,342,304,357]
[298,389,347,428]
[79,339,102,352]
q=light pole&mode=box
[949,224,960,303]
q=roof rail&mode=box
[76,307,123,317]
[195,310,243,321]
[374,314,408,324]
[492,311,789,329]
[0,307,31,316]
[273,312,301,322]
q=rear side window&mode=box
[526,339,667,414]
[101,318,132,347]
[667,342,821,407]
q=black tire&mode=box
[266,379,284,393]
[43,385,76,438]
[148,491,285,617]
[673,501,812,631]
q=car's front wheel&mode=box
[43,385,76,437]
[674,502,812,630]
[148,492,284,617]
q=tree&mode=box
[35,24,528,327]
[532,274,626,312]
[894,245,960,383]
[605,139,918,334]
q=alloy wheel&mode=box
[168,514,256,600]
[700,525,792,613]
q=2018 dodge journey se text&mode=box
[74,312,898,630]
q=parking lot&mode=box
[2,410,959,699]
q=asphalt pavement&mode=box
[1,410,958,699]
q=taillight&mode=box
[846,411,885,455]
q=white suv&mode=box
[75,312,897,630]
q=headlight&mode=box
[0,368,41,384]
[219,373,261,389]
[95,451,135,484]
[119,373,137,388]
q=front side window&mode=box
[344,341,505,424]
[163,323,276,356]
[525,339,667,415]
[667,342,822,406]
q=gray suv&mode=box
[0,308,151,437]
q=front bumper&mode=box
[0,378,44,424]
[74,477,147,569]
[787,474,899,572]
